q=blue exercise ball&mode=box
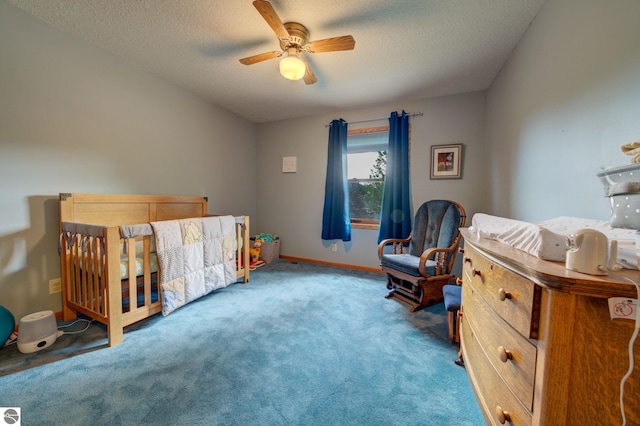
[0,305,15,347]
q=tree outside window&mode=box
[347,127,389,228]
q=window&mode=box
[347,126,389,228]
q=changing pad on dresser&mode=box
[469,214,638,269]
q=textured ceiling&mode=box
[6,0,546,123]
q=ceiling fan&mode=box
[239,0,356,85]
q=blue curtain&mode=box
[378,111,412,243]
[322,119,351,241]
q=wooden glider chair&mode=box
[377,200,466,312]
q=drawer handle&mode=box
[464,257,472,264]
[498,288,512,301]
[495,406,512,424]
[498,346,513,363]
[472,269,481,277]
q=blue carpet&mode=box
[0,261,483,425]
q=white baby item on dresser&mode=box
[597,163,640,229]
[566,229,619,275]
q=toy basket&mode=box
[251,239,280,263]
[259,240,280,263]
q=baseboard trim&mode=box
[278,255,384,274]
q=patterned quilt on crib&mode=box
[150,216,236,316]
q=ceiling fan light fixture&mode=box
[240,2,355,85]
[279,53,305,81]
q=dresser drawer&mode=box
[463,283,537,410]
[461,315,532,426]
[462,244,539,338]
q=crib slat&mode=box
[96,237,102,312]
[86,239,92,311]
[143,236,151,306]
[86,240,93,308]
[236,222,242,274]
[127,238,136,312]
[93,237,103,314]
[89,237,97,312]
[73,242,82,305]
[81,241,89,307]
[82,239,89,309]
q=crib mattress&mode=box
[120,253,158,279]
[469,214,638,269]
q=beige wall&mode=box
[255,92,487,269]
[486,0,640,222]
[0,4,258,320]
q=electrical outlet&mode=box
[49,278,62,295]
[331,243,337,252]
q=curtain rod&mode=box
[325,112,423,127]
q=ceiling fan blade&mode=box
[303,61,317,85]
[252,0,289,40]
[239,50,281,65]
[306,35,355,53]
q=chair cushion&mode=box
[380,254,437,277]
[442,284,462,312]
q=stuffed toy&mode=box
[250,240,261,263]
[249,240,265,270]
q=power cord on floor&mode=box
[57,318,94,335]
[620,276,640,426]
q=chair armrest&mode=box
[418,246,458,277]
[377,235,412,259]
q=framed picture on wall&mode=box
[430,144,463,179]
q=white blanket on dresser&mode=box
[470,214,639,269]
[151,216,237,315]
[470,214,568,261]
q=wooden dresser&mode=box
[460,229,640,426]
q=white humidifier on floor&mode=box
[17,310,59,354]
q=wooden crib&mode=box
[58,193,250,347]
